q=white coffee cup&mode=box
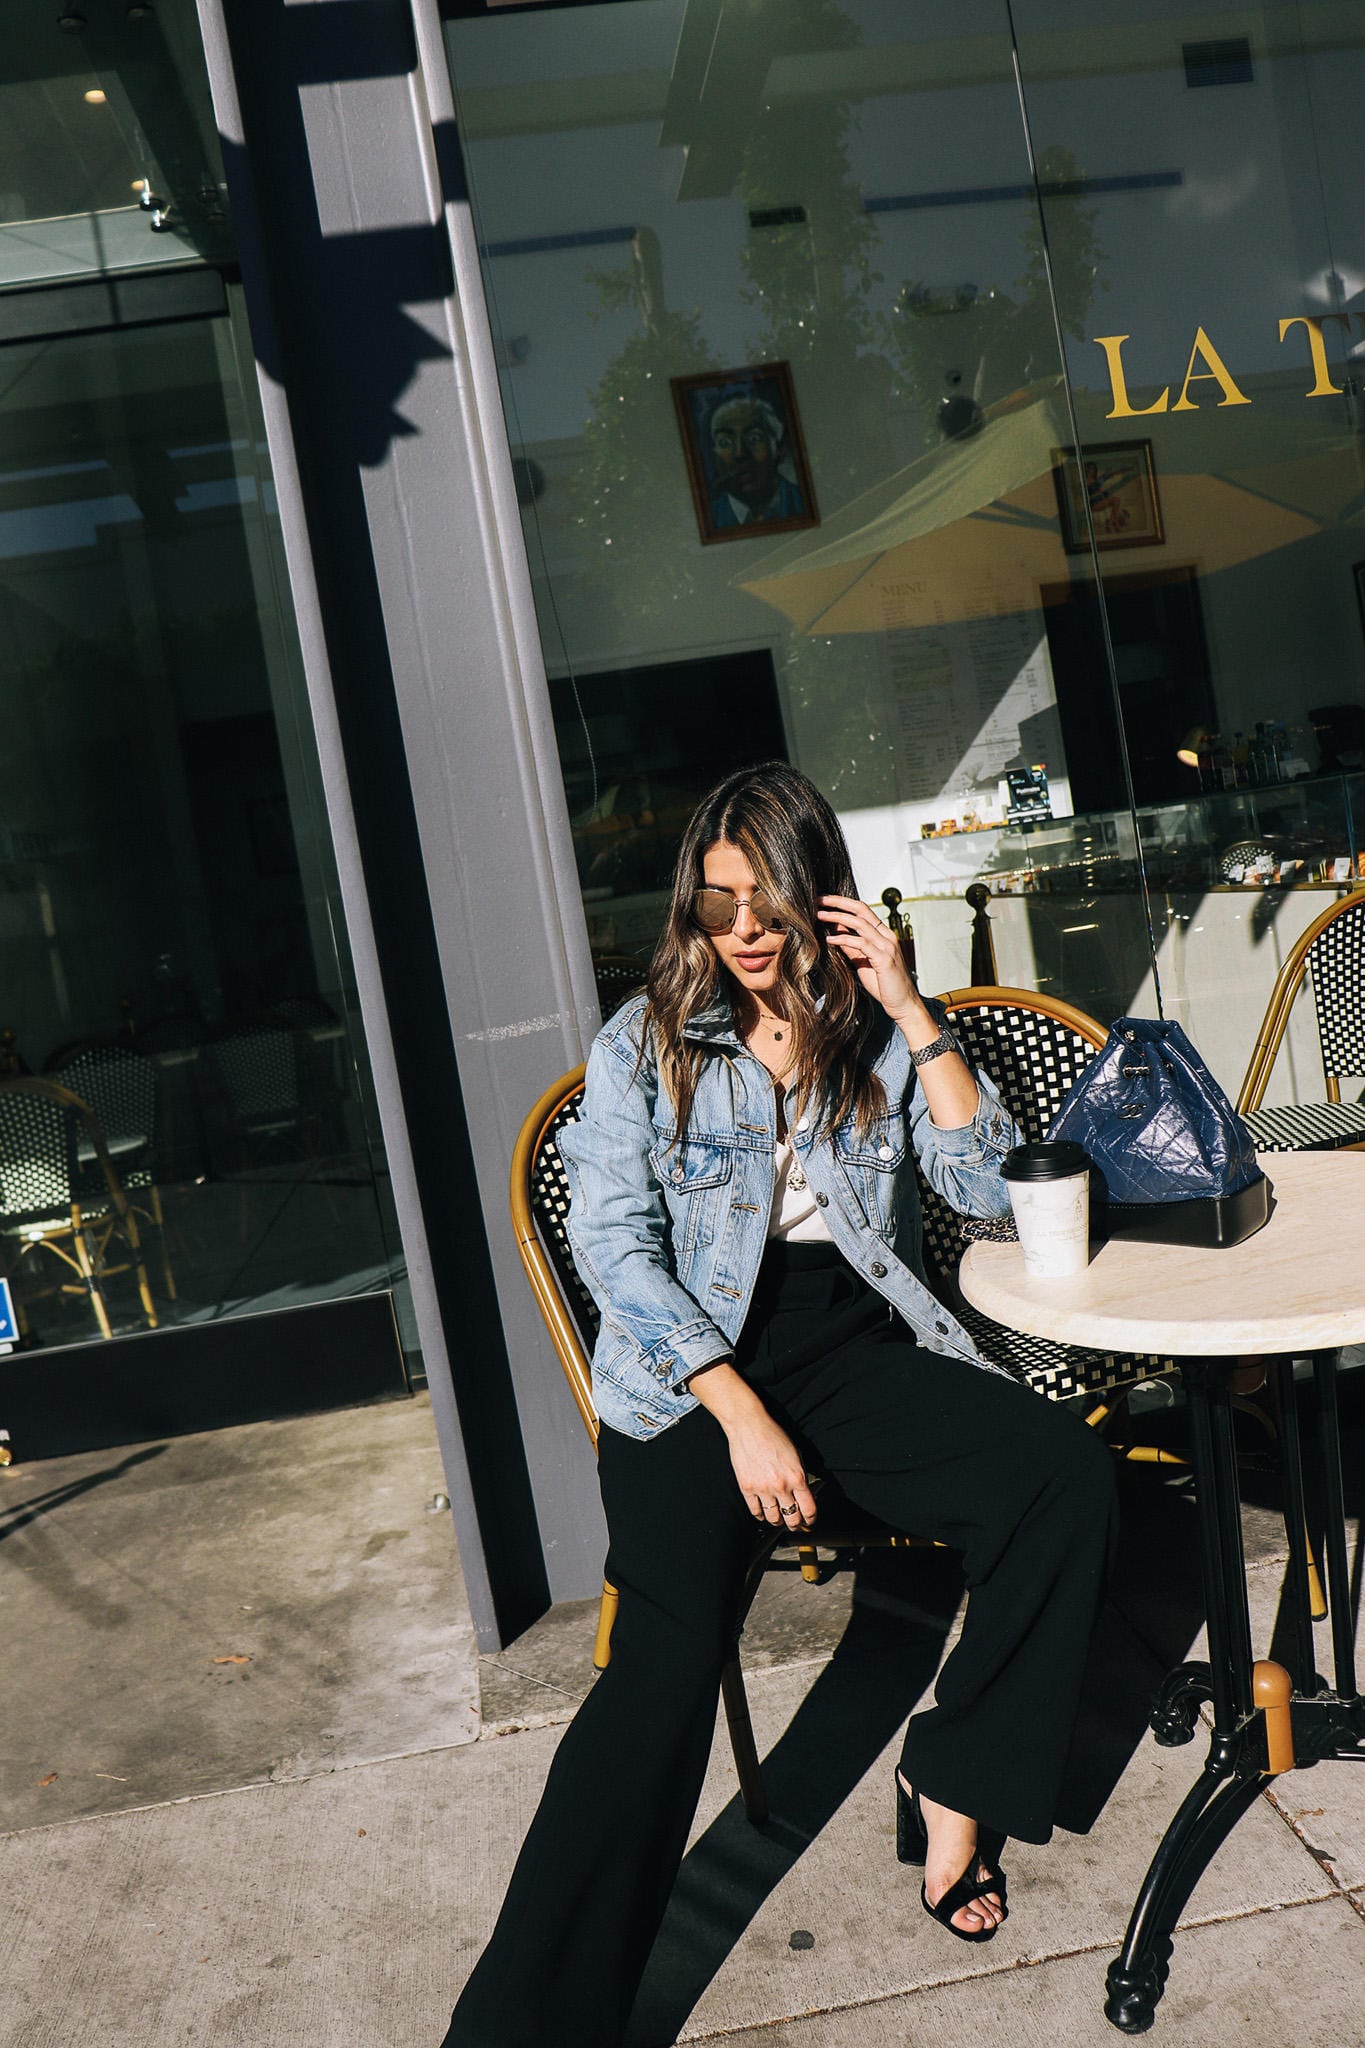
[1000,1141,1092,1278]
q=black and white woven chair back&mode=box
[0,1083,79,1227]
[593,957,648,1022]
[918,1000,1170,1400]
[917,1001,1100,1278]
[1309,897,1365,1085]
[529,1088,600,1354]
[55,1048,158,1192]
[1245,898,1365,1153]
[212,1028,300,1126]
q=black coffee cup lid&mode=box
[1001,1140,1091,1182]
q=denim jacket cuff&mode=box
[644,1318,733,1393]
[928,1091,1013,1160]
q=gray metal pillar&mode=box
[195,0,605,1647]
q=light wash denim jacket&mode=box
[556,991,1021,1440]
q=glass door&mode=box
[0,5,411,1451]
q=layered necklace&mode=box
[746,1008,806,1186]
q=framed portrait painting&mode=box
[1052,439,1164,553]
[671,361,819,546]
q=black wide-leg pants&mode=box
[442,1245,1117,2048]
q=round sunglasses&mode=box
[691,886,787,935]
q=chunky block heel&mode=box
[895,1770,926,1865]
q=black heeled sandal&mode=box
[894,1770,926,1865]
[898,1780,1008,1943]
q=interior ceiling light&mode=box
[84,88,107,103]
[127,3,155,14]
[1176,726,1215,767]
[131,177,146,191]
[57,12,87,29]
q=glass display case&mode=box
[1138,773,1363,893]
[902,773,1365,903]
[896,773,1364,1103]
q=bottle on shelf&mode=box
[1249,722,1271,784]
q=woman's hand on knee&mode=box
[685,1361,818,1530]
[728,1415,818,1531]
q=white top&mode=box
[768,1138,834,1242]
[959,1150,1365,1357]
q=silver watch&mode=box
[909,1026,955,1068]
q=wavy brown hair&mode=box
[643,763,887,1141]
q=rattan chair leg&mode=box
[71,1215,112,1341]
[592,1580,618,1672]
[150,1184,177,1300]
[120,1208,160,1330]
[720,1656,768,1825]
[1303,1525,1329,1622]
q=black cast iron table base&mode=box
[1103,1351,1365,2033]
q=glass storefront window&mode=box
[1011,0,1365,1092]
[442,0,1118,979]
[0,8,411,1415]
[0,8,232,288]
[440,0,1365,1115]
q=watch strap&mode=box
[909,1025,956,1069]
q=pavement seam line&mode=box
[0,1734,487,1844]
[479,1660,584,1700]
[474,1652,849,1739]
[1264,1782,1358,1897]
[674,1890,1347,2043]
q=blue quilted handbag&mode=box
[1048,1017,1269,1247]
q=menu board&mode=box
[882,591,1071,817]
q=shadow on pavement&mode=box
[628,1446,1237,2047]
[0,1443,167,1546]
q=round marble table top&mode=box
[959,1149,1365,1357]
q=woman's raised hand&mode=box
[817,894,921,1024]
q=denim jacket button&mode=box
[795,1115,809,1132]
[670,1165,685,1185]
[814,1192,829,1207]
[870,1261,887,1278]
[935,1319,950,1336]
[877,1143,894,1160]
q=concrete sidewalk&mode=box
[3,1452,1361,2046]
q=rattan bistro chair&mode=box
[923,987,1175,1403]
[934,989,1328,1611]
[50,1045,175,1299]
[510,1063,935,1826]
[0,1078,159,1340]
[1235,890,1365,1153]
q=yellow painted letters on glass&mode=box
[1094,335,1170,420]
[1171,326,1251,410]
[1277,315,1348,397]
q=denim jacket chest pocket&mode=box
[831,1111,907,1234]
[647,1133,735,1260]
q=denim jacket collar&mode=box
[680,990,743,1049]
[679,982,830,1050]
